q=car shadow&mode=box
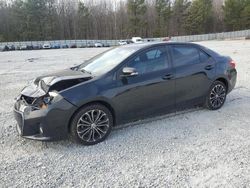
[19,87,246,151]
[38,107,203,149]
[113,107,202,131]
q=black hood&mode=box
[21,69,92,98]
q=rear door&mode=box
[169,44,215,107]
[113,45,176,121]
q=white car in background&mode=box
[42,43,51,49]
[0,46,4,51]
[131,37,143,43]
[118,40,127,45]
[20,45,27,50]
[94,42,103,47]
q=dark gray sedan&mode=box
[14,42,237,145]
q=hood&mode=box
[21,69,92,98]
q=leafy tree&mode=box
[0,1,7,41]
[185,0,213,34]
[23,0,49,40]
[240,1,250,29]
[10,0,26,41]
[127,0,147,36]
[77,2,90,39]
[154,0,171,37]
[223,0,246,31]
[171,0,190,35]
[45,0,59,40]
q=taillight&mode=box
[229,60,236,68]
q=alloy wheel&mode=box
[76,109,110,143]
[209,84,226,109]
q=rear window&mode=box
[199,50,210,63]
[171,45,200,67]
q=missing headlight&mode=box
[43,96,52,104]
[18,91,60,112]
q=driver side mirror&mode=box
[121,67,138,78]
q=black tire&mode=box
[70,103,113,145]
[205,81,227,110]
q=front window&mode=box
[79,47,138,75]
[127,46,169,75]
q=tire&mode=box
[205,81,227,110]
[70,103,113,145]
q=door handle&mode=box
[205,65,214,70]
[162,74,174,80]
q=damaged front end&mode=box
[13,69,92,140]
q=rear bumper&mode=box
[228,69,237,93]
[13,97,77,141]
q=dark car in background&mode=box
[87,42,95,48]
[14,42,237,145]
[70,44,77,48]
[1,45,10,51]
[61,44,69,48]
[26,45,34,50]
[33,45,43,50]
[103,43,110,47]
[52,44,61,49]
[9,45,16,51]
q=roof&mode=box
[117,41,220,57]
[119,41,198,50]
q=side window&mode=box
[171,45,200,67]
[199,50,210,63]
[128,46,168,75]
[146,49,161,59]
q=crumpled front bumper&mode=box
[13,95,77,141]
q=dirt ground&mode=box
[0,40,249,187]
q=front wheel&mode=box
[205,81,227,110]
[70,104,113,145]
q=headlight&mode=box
[49,92,58,97]
[23,106,32,116]
[43,96,52,104]
[43,92,59,105]
[43,91,61,105]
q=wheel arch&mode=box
[215,77,229,92]
[68,100,116,132]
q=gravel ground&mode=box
[0,41,250,188]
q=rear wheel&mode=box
[205,81,227,110]
[70,104,113,145]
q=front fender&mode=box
[59,75,118,120]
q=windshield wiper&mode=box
[80,69,92,75]
[70,65,80,71]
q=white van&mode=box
[131,37,143,43]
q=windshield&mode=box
[79,47,137,75]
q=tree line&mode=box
[0,0,249,42]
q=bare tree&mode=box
[0,0,249,42]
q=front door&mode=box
[113,45,176,122]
